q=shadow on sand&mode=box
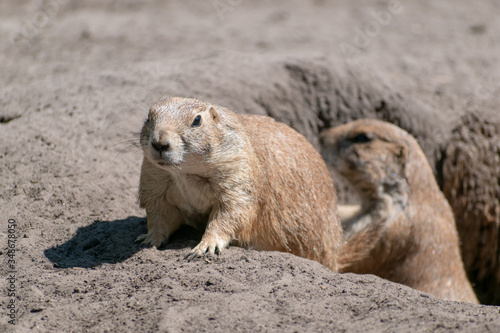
[44,216,203,268]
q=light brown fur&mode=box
[137,97,342,271]
[320,119,478,303]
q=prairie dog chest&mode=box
[167,173,215,220]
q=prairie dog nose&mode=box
[151,128,178,152]
[151,140,170,152]
[319,129,338,147]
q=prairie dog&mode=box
[137,97,342,270]
[320,119,478,303]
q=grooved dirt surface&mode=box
[1,0,500,331]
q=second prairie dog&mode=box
[320,119,478,303]
[137,97,342,271]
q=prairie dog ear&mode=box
[208,106,220,123]
[395,143,408,170]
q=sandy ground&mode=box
[1,0,500,331]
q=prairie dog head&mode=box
[320,119,410,202]
[140,97,223,172]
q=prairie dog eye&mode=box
[191,115,202,127]
[350,132,375,144]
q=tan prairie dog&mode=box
[320,119,478,303]
[137,97,342,270]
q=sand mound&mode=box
[443,111,500,304]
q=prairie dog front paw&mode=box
[185,235,229,261]
[135,230,168,248]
